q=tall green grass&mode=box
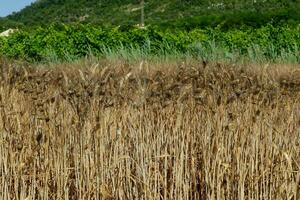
[34,42,300,65]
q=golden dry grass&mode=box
[0,59,299,200]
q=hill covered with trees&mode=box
[0,0,299,32]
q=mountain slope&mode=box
[2,0,300,31]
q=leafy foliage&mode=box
[1,0,300,31]
[1,24,300,62]
[0,18,23,32]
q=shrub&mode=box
[0,24,299,63]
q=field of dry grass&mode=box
[0,58,299,200]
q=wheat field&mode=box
[0,58,299,200]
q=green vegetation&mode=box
[1,0,300,31]
[0,0,299,63]
[1,24,300,63]
[0,18,23,32]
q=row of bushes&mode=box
[0,24,300,62]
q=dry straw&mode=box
[0,58,299,199]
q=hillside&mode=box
[1,0,300,31]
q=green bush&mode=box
[0,24,300,63]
